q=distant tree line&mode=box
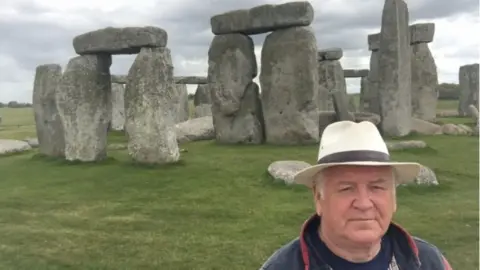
[0,101,32,108]
[437,83,460,100]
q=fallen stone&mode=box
[386,140,427,150]
[368,33,380,51]
[175,116,214,143]
[111,75,127,84]
[211,1,314,35]
[208,34,264,144]
[409,23,435,44]
[436,110,458,117]
[441,123,469,135]
[174,84,189,123]
[411,42,438,121]
[111,83,125,131]
[174,76,207,85]
[56,54,111,162]
[194,84,211,106]
[73,26,168,55]
[23,137,39,148]
[260,26,319,145]
[411,118,442,135]
[414,165,438,185]
[125,47,180,164]
[343,69,369,78]
[457,124,473,135]
[267,160,311,185]
[107,143,127,151]
[32,63,65,157]
[378,0,412,136]
[317,48,343,61]
[0,139,32,155]
[458,63,479,116]
[467,104,479,121]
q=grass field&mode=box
[0,100,478,269]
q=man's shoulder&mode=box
[412,236,451,269]
[259,237,305,270]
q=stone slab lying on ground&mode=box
[73,26,168,55]
[23,138,39,148]
[344,69,369,78]
[0,139,32,155]
[414,165,438,185]
[409,23,434,44]
[317,48,343,61]
[441,123,473,135]
[267,160,311,185]
[174,76,207,84]
[175,116,214,143]
[436,110,458,117]
[386,140,427,150]
[411,118,442,135]
[211,1,314,35]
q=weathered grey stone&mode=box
[110,83,125,131]
[436,110,458,117]
[331,91,354,121]
[344,69,369,78]
[348,95,357,112]
[458,63,479,116]
[368,33,380,51]
[411,118,442,135]
[208,34,264,144]
[124,47,180,164]
[378,0,412,136]
[111,75,127,84]
[386,140,427,150]
[175,116,214,143]
[193,84,211,106]
[414,165,438,185]
[194,104,212,118]
[354,112,381,126]
[411,43,438,121]
[32,64,65,157]
[410,23,435,44]
[365,50,381,115]
[174,76,207,84]
[267,160,312,185]
[260,26,319,145]
[174,84,190,123]
[318,48,343,61]
[211,1,314,35]
[318,59,346,111]
[0,139,32,155]
[358,77,369,112]
[23,137,39,148]
[73,26,167,55]
[467,104,479,121]
[56,54,112,162]
[441,123,470,135]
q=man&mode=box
[260,121,452,270]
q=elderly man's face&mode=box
[314,165,396,245]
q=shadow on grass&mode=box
[30,153,118,166]
[124,159,188,170]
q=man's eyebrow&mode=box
[370,178,389,184]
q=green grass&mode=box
[0,105,478,269]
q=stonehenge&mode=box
[30,0,477,162]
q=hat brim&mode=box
[293,161,422,188]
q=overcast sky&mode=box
[0,0,478,103]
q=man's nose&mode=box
[352,187,374,210]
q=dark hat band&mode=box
[317,150,390,164]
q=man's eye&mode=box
[373,186,385,190]
[339,187,352,192]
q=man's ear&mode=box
[312,186,322,216]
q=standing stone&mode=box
[458,63,479,116]
[111,83,125,131]
[260,26,319,145]
[32,64,65,157]
[317,48,346,111]
[193,84,212,118]
[125,47,180,164]
[208,34,264,144]
[358,76,369,112]
[377,0,412,136]
[174,84,189,123]
[56,54,112,162]
[364,33,381,115]
[410,23,438,121]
